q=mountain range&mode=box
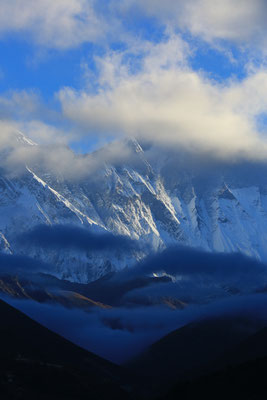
[1,132,267,283]
[2,132,267,398]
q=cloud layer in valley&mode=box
[4,292,267,364]
[1,245,267,363]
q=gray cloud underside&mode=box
[18,224,138,252]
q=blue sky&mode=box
[0,39,84,97]
[1,0,267,158]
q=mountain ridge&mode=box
[2,132,267,282]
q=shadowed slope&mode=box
[0,299,132,400]
[164,356,267,400]
[127,316,264,385]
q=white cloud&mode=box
[0,119,135,181]
[117,0,267,49]
[0,90,70,145]
[1,2,267,163]
[58,35,267,160]
[0,0,107,49]
[0,90,44,119]
[0,0,266,53]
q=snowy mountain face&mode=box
[1,132,267,282]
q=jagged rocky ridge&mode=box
[1,132,267,282]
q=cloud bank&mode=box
[0,121,137,180]
[5,293,267,364]
[18,224,138,252]
[0,253,52,275]
[58,35,267,160]
[1,2,267,170]
[109,246,267,304]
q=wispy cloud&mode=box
[1,1,267,52]
[0,0,108,49]
[118,0,267,51]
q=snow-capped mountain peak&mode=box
[2,138,267,282]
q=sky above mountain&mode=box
[1,1,267,159]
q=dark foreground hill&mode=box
[3,297,267,400]
[128,316,262,380]
[163,356,267,400]
[127,315,267,398]
[0,299,132,400]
